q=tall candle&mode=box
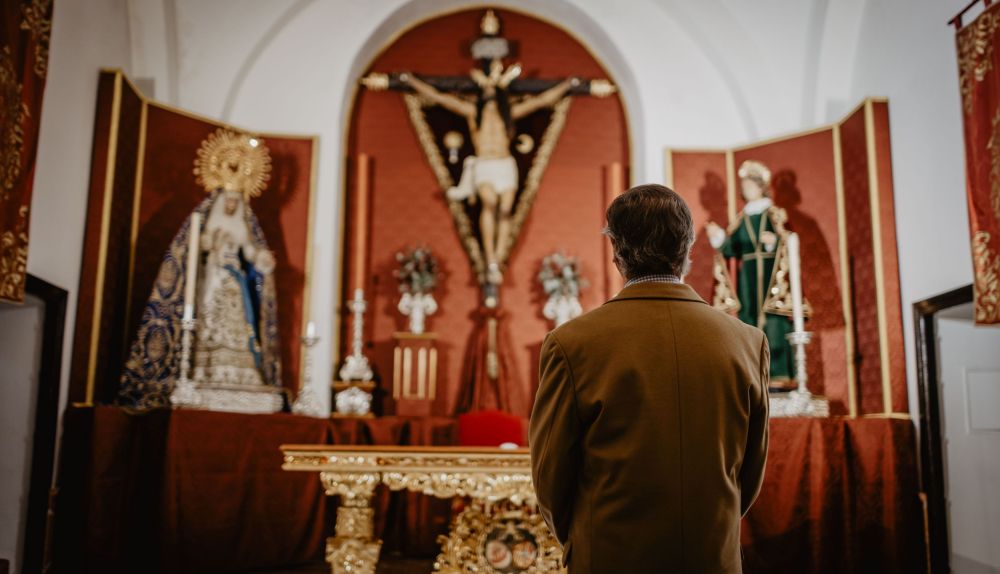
[604,161,625,297]
[353,154,370,291]
[787,232,805,333]
[183,212,201,320]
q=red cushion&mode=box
[457,410,525,446]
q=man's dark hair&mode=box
[603,184,695,279]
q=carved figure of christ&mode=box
[402,70,576,284]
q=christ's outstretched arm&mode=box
[511,77,578,119]
[402,73,476,118]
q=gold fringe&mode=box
[712,252,740,314]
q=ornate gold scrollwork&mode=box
[0,46,26,205]
[382,471,536,505]
[20,0,52,78]
[283,447,551,573]
[0,205,29,301]
[320,470,380,502]
[326,537,382,574]
[434,503,565,574]
[193,128,272,199]
[711,252,741,314]
[958,6,1000,114]
[973,231,1000,323]
[335,506,375,539]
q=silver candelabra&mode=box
[171,317,202,407]
[339,288,374,382]
[770,330,829,417]
[334,288,375,417]
[292,327,325,417]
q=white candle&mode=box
[306,321,316,339]
[183,212,201,320]
[787,232,805,333]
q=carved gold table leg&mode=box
[321,471,383,574]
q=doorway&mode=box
[915,285,1000,574]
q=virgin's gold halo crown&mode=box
[193,128,272,199]
[737,159,771,187]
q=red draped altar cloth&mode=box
[957,5,1000,324]
[53,407,923,573]
[742,417,924,573]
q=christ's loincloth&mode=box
[447,155,518,201]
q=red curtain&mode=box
[0,0,52,302]
[958,4,1000,324]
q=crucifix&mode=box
[359,9,616,411]
[361,8,616,307]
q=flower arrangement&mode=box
[394,246,439,295]
[538,252,586,298]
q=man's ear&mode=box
[611,255,625,278]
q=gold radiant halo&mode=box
[193,128,272,199]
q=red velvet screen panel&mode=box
[70,70,316,404]
[838,101,906,414]
[667,99,907,416]
[344,9,630,416]
[665,150,730,302]
[69,72,144,404]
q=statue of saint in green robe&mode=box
[707,160,804,386]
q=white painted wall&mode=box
[0,299,44,571]
[2,0,132,568]
[938,306,1000,573]
[846,0,973,415]
[28,0,132,411]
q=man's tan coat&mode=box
[530,282,770,573]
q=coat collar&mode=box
[605,281,708,305]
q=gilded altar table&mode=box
[281,444,564,574]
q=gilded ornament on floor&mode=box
[435,504,564,574]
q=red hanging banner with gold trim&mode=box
[958,4,1000,324]
[0,0,52,302]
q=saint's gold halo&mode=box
[193,128,272,199]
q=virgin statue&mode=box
[119,129,283,412]
[706,160,808,387]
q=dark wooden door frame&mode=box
[913,283,973,574]
[20,274,67,574]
